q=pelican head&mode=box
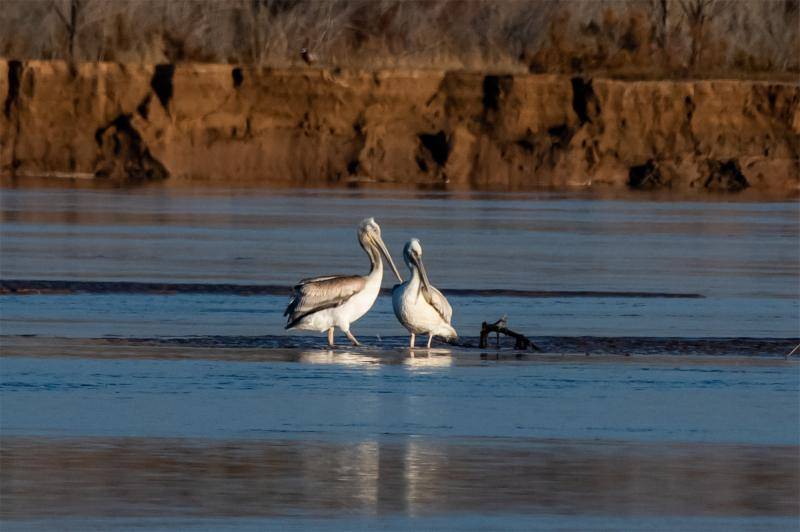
[403,238,432,291]
[358,218,402,282]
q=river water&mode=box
[1,187,798,529]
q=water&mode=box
[1,188,797,339]
[1,186,799,529]
[1,352,797,443]
[1,188,797,297]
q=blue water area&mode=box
[1,188,798,296]
[2,354,797,444]
[1,292,797,339]
[2,352,798,526]
[1,187,799,527]
[1,188,798,340]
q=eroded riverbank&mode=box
[2,62,798,193]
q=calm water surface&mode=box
[1,188,798,338]
[1,187,798,529]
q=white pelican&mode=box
[284,218,402,346]
[392,239,457,348]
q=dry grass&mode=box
[0,0,798,77]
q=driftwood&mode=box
[787,343,800,358]
[479,317,540,351]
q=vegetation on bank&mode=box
[1,0,798,79]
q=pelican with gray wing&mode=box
[285,218,402,347]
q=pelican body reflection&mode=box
[297,350,453,369]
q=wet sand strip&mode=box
[1,436,797,519]
[2,335,797,359]
[0,279,704,299]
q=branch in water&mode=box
[479,318,540,351]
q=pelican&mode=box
[392,239,457,348]
[284,218,402,346]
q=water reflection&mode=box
[298,350,383,369]
[1,436,797,519]
[298,439,380,516]
[403,438,449,517]
[295,349,454,369]
[404,350,454,369]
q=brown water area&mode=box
[2,436,797,519]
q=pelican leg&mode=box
[345,330,361,347]
[410,333,415,348]
[427,334,433,349]
[327,327,335,347]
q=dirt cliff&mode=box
[1,61,798,193]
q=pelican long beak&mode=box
[413,254,432,293]
[375,235,403,282]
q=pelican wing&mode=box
[422,285,453,324]
[284,275,366,328]
[295,275,346,286]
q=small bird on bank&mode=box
[284,218,402,347]
[392,239,457,348]
[300,47,317,65]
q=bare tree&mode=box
[679,0,715,71]
[247,0,265,66]
[0,0,795,76]
[654,0,669,51]
[52,0,82,65]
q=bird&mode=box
[392,238,457,349]
[284,218,402,347]
[300,46,317,65]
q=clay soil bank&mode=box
[2,61,798,195]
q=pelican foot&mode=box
[345,331,361,347]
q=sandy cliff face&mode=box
[1,61,798,193]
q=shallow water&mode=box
[2,349,798,443]
[1,188,798,339]
[1,187,799,528]
[1,348,799,528]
